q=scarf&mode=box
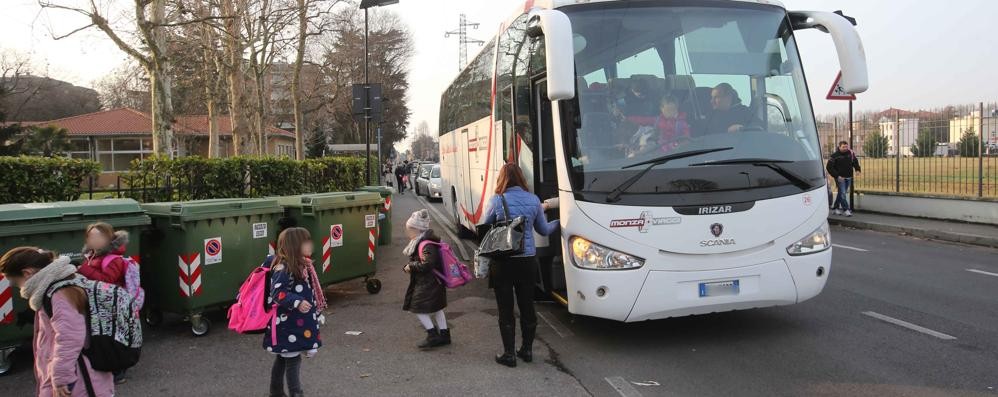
[304,259,327,312]
[20,256,76,311]
[402,231,427,257]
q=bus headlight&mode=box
[570,236,644,270]
[786,224,831,256]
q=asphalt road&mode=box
[1,190,996,396]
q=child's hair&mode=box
[86,222,115,242]
[660,95,679,107]
[0,247,56,278]
[275,227,312,280]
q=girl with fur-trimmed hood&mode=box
[78,222,129,288]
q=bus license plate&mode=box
[698,280,740,297]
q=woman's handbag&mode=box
[473,248,490,279]
[477,194,525,258]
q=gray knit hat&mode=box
[405,209,431,231]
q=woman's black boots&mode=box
[495,324,517,367]
[517,322,536,363]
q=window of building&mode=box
[66,139,92,160]
[95,137,155,172]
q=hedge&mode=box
[0,156,101,204]
[122,156,377,203]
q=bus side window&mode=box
[498,15,527,162]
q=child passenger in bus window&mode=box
[655,96,690,153]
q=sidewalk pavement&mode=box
[828,211,998,248]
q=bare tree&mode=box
[221,0,256,155]
[94,62,151,111]
[39,0,180,157]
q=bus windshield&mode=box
[564,2,824,205]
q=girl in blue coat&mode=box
[264,227,327,397]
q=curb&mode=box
[828,217,998,249]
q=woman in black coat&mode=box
[402,209,450,349]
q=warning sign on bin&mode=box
[330,224,344,248]
[365,214,376,228]
[204,237,222,265]
[252,223,268,239]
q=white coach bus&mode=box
[438,0,867,322]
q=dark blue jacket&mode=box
[483,186,559,257]
[262,262,322,354]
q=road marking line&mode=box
[861,311,956,340]
[417,195,473,260]
[833,244,869,252]
[605,377,643,397]
[967,269,998,278]
[537,311,573,338]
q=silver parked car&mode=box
[416,164,442,201]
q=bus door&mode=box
[532,77,563,299]
[533,79,558,202]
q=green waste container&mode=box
[358,186,393,246]
[0,199,149,374]
[276,192,384,294]
[140,198,283,337]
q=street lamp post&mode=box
[359,0,399,185]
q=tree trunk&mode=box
[148,0,175,158]
[291,0,307,160]
[148,61,175,157]
[223,0,255,156]
[207,100,220,158]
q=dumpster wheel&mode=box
[144,309,163,327]
[0,348,12,375]
[365,278,382,294]
[191,315,211,337]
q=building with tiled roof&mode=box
[26,108,296,186]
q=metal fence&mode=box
[818,102,998,199]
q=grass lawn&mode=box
[853,157,998,198]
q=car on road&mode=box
[416,164,442,200]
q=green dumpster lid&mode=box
[0,199,150,237]
[277,192,383,211]
[358,185,394,194]
[142,198,284,222]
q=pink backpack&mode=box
[418,241,473,289]
[228,264,277,335]
[102,255,145,313]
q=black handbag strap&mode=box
[498,193,511,223]
[77,355,96,397]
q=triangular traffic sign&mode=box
[826,71,857,101]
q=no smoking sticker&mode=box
[330,224,344,248]
[204,237,222,265]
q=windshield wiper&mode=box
[604,147,734,203]
[688,158,814,191]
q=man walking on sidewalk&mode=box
[826,141,861,216]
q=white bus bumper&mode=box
[564,250,831,322]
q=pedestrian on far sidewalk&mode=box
[401,209,451,349]
[484,163,559,367]
[264,227,327,397]
[394,162,408,195]
[826,140,861,216]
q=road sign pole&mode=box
[364,8,371,185]
[849,100,855,211]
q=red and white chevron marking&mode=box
[0,274,13,325]
[384,196,391,211]
[268,242,276,256]
[368,229,376,262]
[321,235,331,273]
[178,253,203,298]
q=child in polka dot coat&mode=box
[263,227,327,397]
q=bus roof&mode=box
[504,0,787,28]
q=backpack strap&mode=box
[99,254,122,271]
[77,355,96,397]
[42,279,80,318]
[417,240,439,262]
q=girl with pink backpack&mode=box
[402,210,451,349]
[264,227,326,397]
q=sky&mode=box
[3,0,998,151]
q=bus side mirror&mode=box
[528,9,576,101]
[789,10,868,94]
